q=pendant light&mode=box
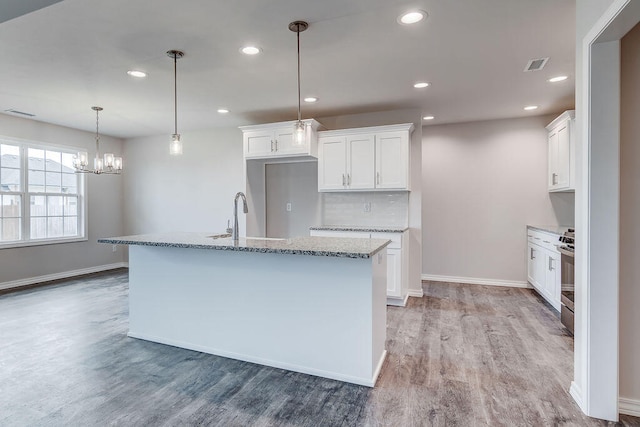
[289,21,308,146]
[167,50,184,155]
[73,106,122,175]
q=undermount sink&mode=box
[245,237,286,241]
[207,233,232,239]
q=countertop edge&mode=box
[98,237,390,259]
[310,226,409,233]
[527,225,572,236]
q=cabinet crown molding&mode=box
[546,110,575,131]
[239,118,323,132]
[318,123,415,137]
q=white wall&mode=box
[620,20,640,408]
[422,115,575,283]
[123,127,244,235]
[0,113,125,285]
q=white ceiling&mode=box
[0,0,576,139]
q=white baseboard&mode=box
[620,397,640,417]
[407,289,424,298]
[570,381,586,414]
[421,274,530,289]
[0,262,129,291]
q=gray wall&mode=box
[0,113,125,285]
[123,127,244,235]
[620,20,640,406]
[265,162,320,238]
[422,115,575,283]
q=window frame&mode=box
[0,136,87,249]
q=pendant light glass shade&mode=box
[289,21,309,147]
[73,106,123,175]
[170,134,183,156]
[167,50,184,156]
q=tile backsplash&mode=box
[321,192,409,227]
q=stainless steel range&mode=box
[557,228,575,335]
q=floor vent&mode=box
[524,57,549,72]
[4,109,35,117]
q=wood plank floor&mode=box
[0,270,638,426]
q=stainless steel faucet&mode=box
[233,192,248,241]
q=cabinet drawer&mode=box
[310,230,370,239]
[371,232,402,249]
[527,229,560,253]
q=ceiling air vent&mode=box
[524,57,549,72]
[4,109,35,117]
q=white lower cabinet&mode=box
[526,229,561,311]
[310,229,408,306]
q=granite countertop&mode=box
[98,232,390,259]
[527,225,574,236]
[310,225,409,233]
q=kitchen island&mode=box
[98,233,389,386]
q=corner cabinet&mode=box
[527,228,561,311]
[309,229,409,306]
[547,111,575,192]
[240,119,323,160]
[318,123,414,192]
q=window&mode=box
[0,139,85,247]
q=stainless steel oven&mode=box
[558,229,575,335]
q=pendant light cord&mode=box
[174,53,178,135]
[297,25,301,122]
[95,108,100,155]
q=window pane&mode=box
[61,153,75,173]
[28,148,45,170]
[1,144,20,168]
[30,217,46,239]
[47,217,63,238]
[63,216,77,236]
[64,196,78,216]
[1,195,21,218]
[28,170,45,192]
[1,167,20,191]
[47,196,64,216]
[61,173,77,194]
[45,150,62,172]
[1,218,20,241]
[30,195,46,217]
[45,171,62,193]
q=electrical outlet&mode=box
[286,202,292,212]
[364,202,371,212]
[112,245,117,253]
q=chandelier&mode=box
[73,106,122,174]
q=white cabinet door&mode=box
[386,248,402,298]
[274,127,300,155]
[548,130,559,189]
[545,251,561,309]
[245,130,274,158]
[318,137,347,191]
[375,131,409,189]
[347,134,375,189]
[528,243,545,292]
[527,242,537,285]
[556,124,570,188]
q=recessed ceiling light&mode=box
[398,10,427,25]
[524,105,539,111]
[241,46,261,55]
[548,75,568,83]
[414,82,430,89]
[304,97,318,103]
[127,70,147,78]
[423,115,435,120]
[217,108,230,114]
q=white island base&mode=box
[128,244,387,387]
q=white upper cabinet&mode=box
[240,119,322,160]
[547,111,575,192]
[318,123,413,192]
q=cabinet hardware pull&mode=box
[342,174,346,186]
[549,257,554,271]
[543,240,550,244]
[271,140,274,152]
[377,172,380,185]
[348,174,351,186]
[530,248,535,259]
[275,139,278,151]
[552,173,558,185]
